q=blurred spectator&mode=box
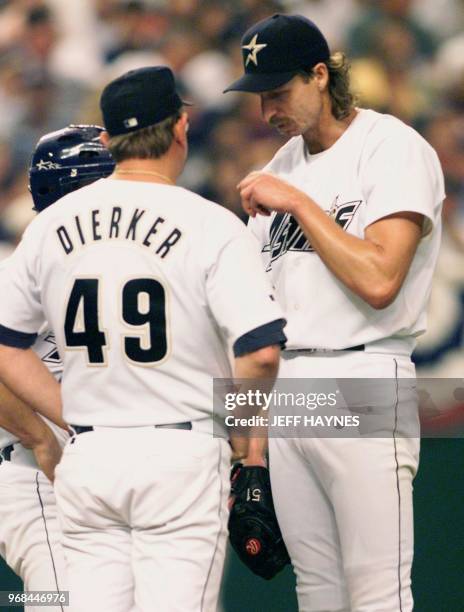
[0,2,26,52]
[168,0,201,20]
[0,175,35,244]
[18,4,57,71]
[9,70,87,173]
[0,140,17,212]
[432,30,464,94]
[192,0,237,47]
[239,0,284,27]
[414,110,464,373]
[426,111,464,189]
[346,0,438,62]
[346,0,440,128]
[350,54,432,128]
[159,25,204,72]
[46,0,104,86]
[411,0,464,40]
[281,0,360,49]
[104,1,169,62]
[181,51,235,112]
[0,59,28,139]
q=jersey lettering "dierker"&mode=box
[56,207,182,258]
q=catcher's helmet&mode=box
[29,124,115,212]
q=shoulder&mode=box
[358,110,443,184]
[16,182,103,253]
[176,187,246,236]
[176,190,254,268]
[362,109,437,157]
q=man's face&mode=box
[259,74,322,138]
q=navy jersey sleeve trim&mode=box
[233,318,287,357]
[0,325,37,349]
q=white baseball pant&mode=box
[269,351,419,612]
[0,446,67,612]
[54,426,231,612]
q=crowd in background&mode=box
[0,0,463,380]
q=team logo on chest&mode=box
[263,196,362,270]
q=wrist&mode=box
[20,424,55,449]
[289,192,310,217]
[242,454,267,467]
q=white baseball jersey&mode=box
[250,108,444,355]
[0,329,68,449]
[0,179,284,427]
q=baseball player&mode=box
[0,66,286,612]
[225,14,444,612]
[0,125,115,610]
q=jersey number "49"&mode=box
[64,278,168,366]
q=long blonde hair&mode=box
[325,52,357,120]
[304,52,357,119]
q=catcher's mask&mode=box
[29,124,115,212]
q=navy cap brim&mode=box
[223,69,299,93]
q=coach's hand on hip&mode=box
[238,171,307,217]
[23,427,63,483]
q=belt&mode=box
[72,422,193,435]
[285,344,365,354]
[0,444,14,463]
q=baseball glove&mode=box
[228,463,290,580]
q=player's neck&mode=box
[302,108,358,155]
[112,159,178,185]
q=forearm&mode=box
[230,412,269,465]
[232,346,279,464]
[0,345,66,430]
[291,194,391,300]
[234,346,280,380]
[242,434,267,466]
[291,193,424,308]
[0,383,59,446]
[240,172,423,308]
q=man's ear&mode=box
[313,62,329,92]
[173,112,189,146]
[99,131,110,147]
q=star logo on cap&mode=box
[242,34,267,67]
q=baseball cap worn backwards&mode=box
[224,14,330,94]
[100,66,191,137]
